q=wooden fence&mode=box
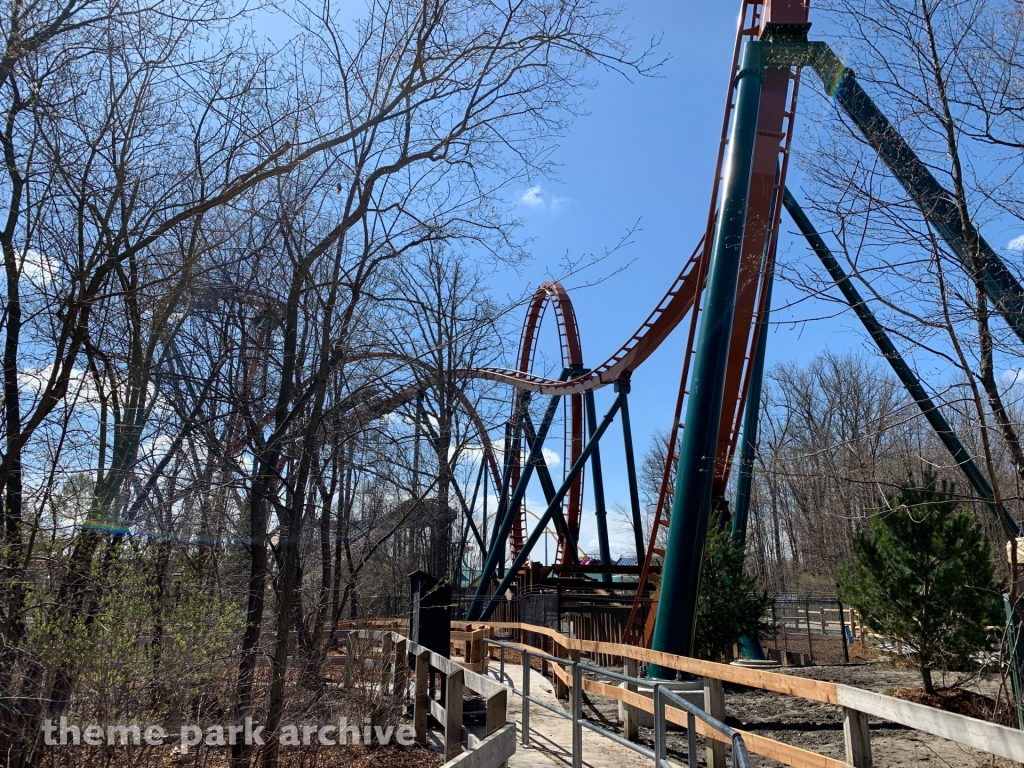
[483,621,1024,768]
[343,628,514,768]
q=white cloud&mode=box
[457,445,484,465]
[1001,369,1024,388]
[19,365,101,408]
[19,249,59,290]
[518,186,570,213]
[541,448,560,467]
[454,442,558,472]
[520,186,544,209]
[1008,234,1024,253]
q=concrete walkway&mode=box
[488,664,652,768]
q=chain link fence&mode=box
[762,595,852,665]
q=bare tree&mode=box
[783,0,1024,597]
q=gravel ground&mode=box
[572,661,1018,768]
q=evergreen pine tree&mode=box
[694,525,772,661]
[838,472,1003,693]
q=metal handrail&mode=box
[483,638,752,768]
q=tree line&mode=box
[745,351,1021,595]
[749,0,1024,599]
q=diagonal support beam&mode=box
[450,468,485,552]
[409,406,488,553]
[761,40,1024,346]
[466,387,566,620]
[492,395,527,554]
[617,380,646,565]
[783,187,1018,536]
[585,389,612,582]
[521,412,580,566]
[473,392,626,621]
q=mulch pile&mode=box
[321,744,441,768]
[892,686,1015,727]
[272,744,440,768]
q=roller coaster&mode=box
[394,0,1024,673]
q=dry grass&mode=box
[892,686,1015,726]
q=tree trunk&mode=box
[921,664,934,695]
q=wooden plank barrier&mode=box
[443,724,516,768]
[398,632,512,768]
[341,629,511,768]
[485,621,839,704]
[483,621,1024,768]
[345,621,1024,768]
[451,627,489,673]
[545,650,844,768]
[836,684,1024,764]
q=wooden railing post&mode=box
[704,677,726,768]
[472,629,484,672]
[843,707,872,768]
[381,633,394,692]
[414,649,430,746]
[622,657,639,742]
[554,642,568,699]
[445,668,465,761]
[344,632,354,688]
[393,637,407,697]
[484,626,494,672]
[486,688,509,768]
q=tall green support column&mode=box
[648,42,766,674]
[732,177,779,547]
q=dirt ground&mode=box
[575,661,1018,768]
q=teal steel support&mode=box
[649,41,766,673]
[585,389,613,583]
[730,287,771,543]
[618,380,646,564]
[466,387,565,620]
[481,467,488,553]
[759,41,1024,345]
[522,411,581,566]
[1005,596,1024,729]
[450,468,485,552]
[476,392,626,621]
[784,188,1019,537]
[732,190,779,546]
[454,463,485,587]
[491,399,525,558]
[731,164,781,663]
[731,263,773,663]
[519,369,579,565]
[820,52,1024,344]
